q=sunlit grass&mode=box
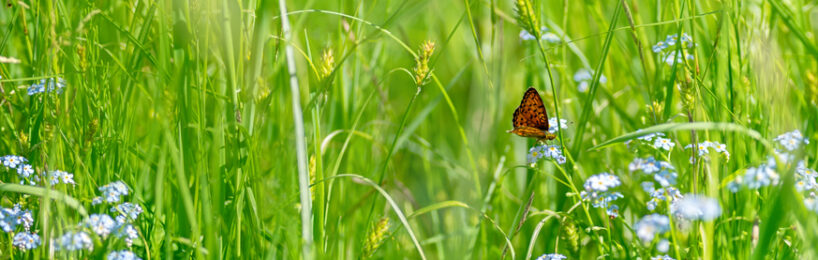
[0,0,816,259]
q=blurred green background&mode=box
[1,0,817,259]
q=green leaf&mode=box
[0,183,88,217]
[589,122,771,151]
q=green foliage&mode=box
[0,0,816,259]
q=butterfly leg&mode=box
[544,132,557,140]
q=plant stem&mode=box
[278,0,314,258]
[364,86,422,238]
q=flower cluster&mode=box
[48,170,76,186]
[93,181,130,204]
[626,131,676,152]
[2,149,142,256]
[27,77,65,95]
[114,223,139,247]
[796,161,818,192]
[84,214,117,238]
[729,130,816,213]
[652,33,695,52]
[728,157,780,192]
[775,129,818,213]
[653,137,675,151]
[2,155,26,168]
[580,173,623,217]
[12,231,41,251]
[54,180,142,254]
[670,195,722,221]
[108,250,143,260]
[0,203,39,251]
[1,204,34,232]
[773,130,809,151]
[630,157,677,187]
[527,144,566,165]
[684,141,730,161]
[0,156,81,253]
[54,231,94,251]
[642,183,682,211]
[631,156,684,214]
[634,214,670,243]
[536,253,567,260]
[656,239,670,253]
[2,155,77,187]
[2,155,41,185]
[112,202,144,222]
[520,26,561,43]
[652,33,696,66]
[548,118,569,134]
[805,193,818,213]
[573,68,607,93]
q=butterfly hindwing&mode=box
[512,87,550,130]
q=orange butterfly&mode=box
[508,87,556,142]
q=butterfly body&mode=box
[508,87,556,142]
[507,126,555,140]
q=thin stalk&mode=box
[665,197,683,260]
[278,0,314,258]
[620,0,654,103]
[272,8,481,200]
[553,164,608,256]
[312,107,325,252]
[501,172,540,259]
[606,217,613,257]
[462,0,495,89]
[364,86,422,236]
[521,2,614,256]
[325,89,377,230]
[570,2,623,159]
[527,16,566,157]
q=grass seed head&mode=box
[413,40,435,86]
[362,217,390,258]
[514,0,540,37]
[319,49,335,81]
[678,79,696,110]
[807,71,818,105]
[647,100,664,118]
[560,218,579,253]
[309,155,316,200]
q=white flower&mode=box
[55,231,93,251]
[84,214,116,238]
[12,231,40,250]
[773,130,809,151]
[548,118,569,133]
[634,214,670,243]
[107,250,142,260]
[536,253,567,260]
[653,137,675,151]
[671,195,722,221]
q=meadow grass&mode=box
[0,0,817,259]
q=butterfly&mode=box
[507,87,556,141]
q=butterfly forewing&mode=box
[512,87,550,130]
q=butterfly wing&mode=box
[512,87,550,130]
